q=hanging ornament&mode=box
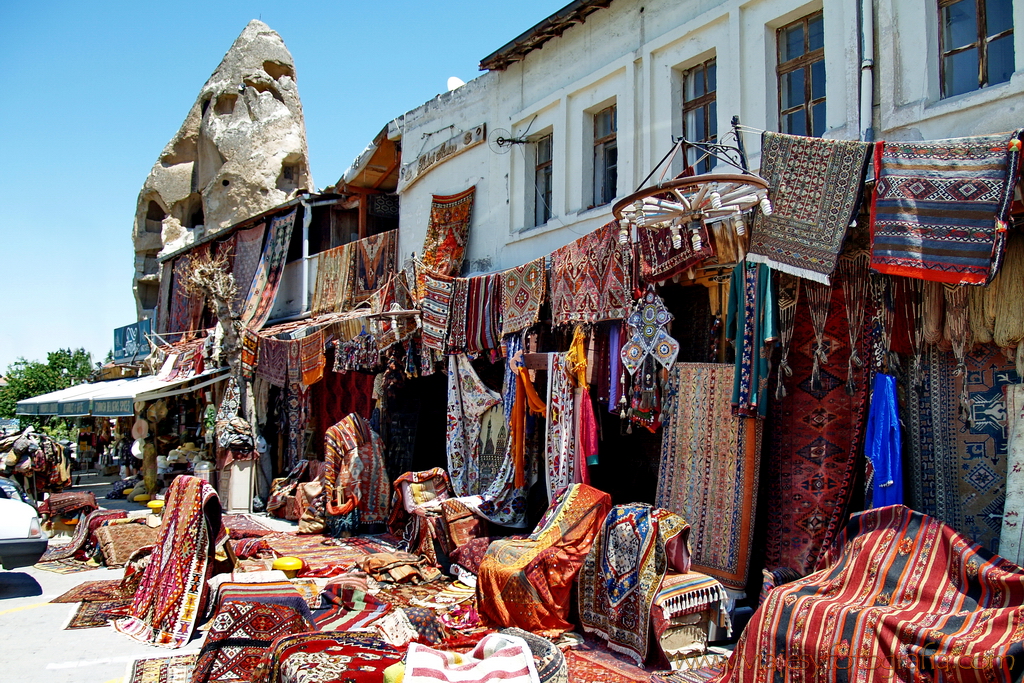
[621,288,680,376]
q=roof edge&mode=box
[479,0,614,72]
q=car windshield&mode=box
[0,478,30,505]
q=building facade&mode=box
[386,0,1022,271]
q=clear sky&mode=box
[0,0,566,373]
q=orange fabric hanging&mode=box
[511,365,546,488]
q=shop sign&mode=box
[92,397,134,417]
[59,399,92,416]
[397,123,486,192]
[113,320,152,364]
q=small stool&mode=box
[133,493,152,504]
[272,556,303,579]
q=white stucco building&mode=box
[381,0,1023,275]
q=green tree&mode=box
[0,348,94,429]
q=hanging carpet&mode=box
[1001,383,1024,565]
[761,278,868,575]
[240,210,297,329]
[417,186,475,298]
[310,242,355,316]
[870,131,1023,284]
[420,272,455,352]
[551,221,632,326]
[231,223,267,315]
[746,132,872,284]
[638,221,713,283]
[502,257,546,335]
[905,344,1020,554]
[465,272,503,353]
[351,229,397,304]
[655,363,762,590]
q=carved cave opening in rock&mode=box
[142,253,159,277]
[262,60,294,81]
[243,77,284,104]
[138,281,159,310]
[276,158,304,193]
[145,200,166,233]
[188,203,205,229]
[214,93,237,115]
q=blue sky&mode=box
[0,0,564,372]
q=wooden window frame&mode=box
[534,134,553,227]
[592,105,618,207]
[777,11,826,137]
[938,0,1015,97]
[682,57,718,174]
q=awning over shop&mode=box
[89,368,230,417]
[15,382,125,416]
[14,368,230,418]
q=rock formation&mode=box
[132,20,312,319]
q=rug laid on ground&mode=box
[477,483,612,636]
[314,585,392,630]
[655,363,762,590]
[551,221,632,326]
[905,344,1020,555]
[51,579,129,603]
[711,505,1024,683]
[64,597,133,629]
[250,632,402,683]
[124,653,198,683]
[115,475,224,648]
[34,558,99,574]
[221,514,276,539]
[263,532,399,577]
[746,132,871,284]
[95,521,161,567]
[206,582,314,625]
[501,257,546,335]
[579,504,691,665]
[870,131,1023,284]
[761,279,868,575]
[564,645,653,683]
[191,601,314,683]
[38,509,127,562]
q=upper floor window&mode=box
[940,0,1014,97]
[535,134,553,226]
[682,58,718,174]
[593,105,618,206]
[777,12,826,137]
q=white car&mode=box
[0,489,47,569]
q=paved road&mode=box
[0,564,204,683]
[0,472,200,683]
